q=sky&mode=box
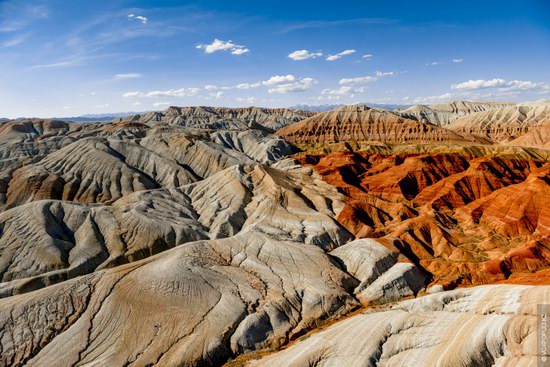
[1,0,549,118]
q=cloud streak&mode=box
[339,71,394,85]
[114,73,142,80]
[123,88,201,98]
[451,78,550,91]
[326,49,356,61]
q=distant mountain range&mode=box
[0,112,140,123]
[289,103,411,112]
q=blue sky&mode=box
[1,0,549,118]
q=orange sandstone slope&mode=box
[296,151,550,287]
[276,104,485,145]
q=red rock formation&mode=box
[297,151,550,286]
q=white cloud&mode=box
[267,77,317,94]
[236,82,261,89]
[375,71,394,77]
[196,39,249,55]
[362,54,373,59]
[452,58,463,63]
[451,78,550,91]
[153,101,172,107]
[93,103,110,108]
[204,85,219,91]
[210,91,224,99]
[340,76,377,85]
[339,71,394,85]
[132,102,142,106]
[122,91,142,98]
[128,14,147,24]
[232,75,317,94]
[114,73,142,80]
[236,97,257,103]
[414,93,453,104]
[426,61,440,66]
[322,86,365,95]
[288,49,323,61]
[326,49,356,61]
[231,47,250,55]
[123,88,201,98]
[263,75,296,86]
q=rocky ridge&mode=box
[396,100,514,126]
[113,106,316,132]
[276,104,484,145]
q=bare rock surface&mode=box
[0,232,359,367]
[448,100,550,142]
[248,284,549,367]
[297,150,550,286]
[114,106,316,132]
[330,239,428,304]
[0,161,352,297]
[397,100,514,126]
[508,118,550,149]
[276,104,482,145]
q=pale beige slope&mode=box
[330,239,429,305]
[0,232,359,367]
[249,284,549,367]
[448,101,550,142]
[3,128,293,208]
[0,161,353,297]
[397,100,514,126]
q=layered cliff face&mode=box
[447,101,550,142]
[276,104,483,145]
[296,150,550,287]
[396,100,514,126]
[508,118,550,149]
[114,106,316,132]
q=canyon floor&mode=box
[0,102,549,366]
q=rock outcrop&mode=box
[397,100,514,126]
[448,100,550,142]
[0,232,359,367]
[297,150,550,286]
[276,104,480,145]
[508,118,550,150]
[248,284,549,366]
[114,106,316,132]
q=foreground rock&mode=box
[0,232,359,367]
[249,284,549,366]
